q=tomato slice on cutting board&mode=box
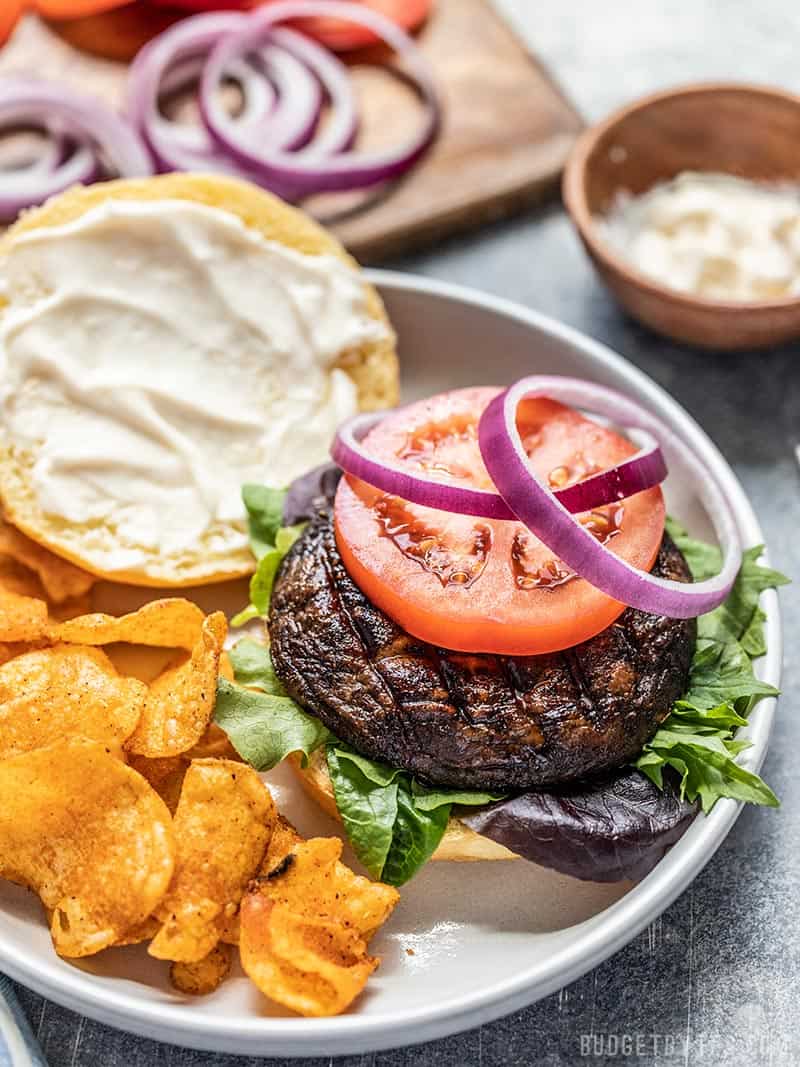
[43,2,182,61]
[334,387,666,656]
[35,0,131,16]
[254,0,432,52]
[1,1,24,46]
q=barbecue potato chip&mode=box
[53,598,206,650]
[240,837,398,1016]
[260,836,399,940]
[0,557,42,600]
[240,894,376,1017]
[220,815,303,946]
[170,943,232,996]
[128,756,188,815]
[0,558,92,624]
[0,738,174,957]
[184,722,241,763]
[181,655,239,761]
[0,588,48,642]
[260,816,304,877]
[219,652,234,682]
[0,644,147,759]
[126,612,226,758]
[0,517,95,603]
[113,916,161,947]
[0,641,45,667]
[149,759,274,963]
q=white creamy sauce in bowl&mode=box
[0,199,386,568]
[599,171,800,301]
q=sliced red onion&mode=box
[0,149,97,221]
[0,80,152,220]
[200,1,440,195]
[126,12,326,198]
[257,36,322,151]
[157,53,278,155]
[127,13,253,172]
[265,26,356,157]
[333,404,667,520]
[0,128,65,176]
[0,80,152,173]
[478,377,741,619]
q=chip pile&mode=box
[0,519,399,1016]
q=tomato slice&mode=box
[147,0,252,10]
[1,1,23,46]
[35,0,131,17]
[45,2,181,60]
[254,0,432,52]
[334,388,666,656]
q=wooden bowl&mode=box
[563,83,800,350]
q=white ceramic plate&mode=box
[0,272,781,1057]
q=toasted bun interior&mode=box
[0,174,398,588]
[289,749,518,864]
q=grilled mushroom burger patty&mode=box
[269,509,696,792]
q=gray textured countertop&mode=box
[14,2,800,1064]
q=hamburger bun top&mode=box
[0,174,398,587]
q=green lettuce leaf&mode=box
[637,729,778,811]
[664,516,723,580]
[228,639,286,696]
[214,677,329,771]
[670,700,748,731]
[231,485,307,626]
[410,780,506,811]
[324,744,506,884]
[667,519,789,646]
[247,549,282,617]
[381,781,451,887]
[331,747,401,788]
[326,746,400,879]
[686,638,778,711]
[635,524,787,814]
[242,484,288,561]
[740,606,768,658]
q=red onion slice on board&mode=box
[200,0,440,196]
[0,79,152,220]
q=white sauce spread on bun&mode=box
[0,198,386,572]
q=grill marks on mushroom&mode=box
[269,511,696,791]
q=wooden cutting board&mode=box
[0,1,582,261]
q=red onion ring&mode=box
[0,138,96,221]
[0,80,152,178]
[156,53,278,156]
[265,26,356,156]
[0,80,151,221]
[126,13,332,196]
[128,13,256,172]
[257,34,324,151]
[332,399,668,520]
[478,376,741,618]
[0,128,64,177]
[200,0,440,195]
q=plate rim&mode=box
[0,269,782,1057]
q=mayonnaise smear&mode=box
[600,171,800,301]
[0,199,387,569]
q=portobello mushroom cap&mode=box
[269,498,696,792]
